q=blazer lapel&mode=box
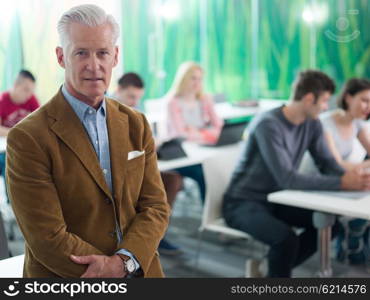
[47,91,112,199]
[106,100,129,207]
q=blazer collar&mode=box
[47,89,129,200]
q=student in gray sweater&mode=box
[223,70,370,277]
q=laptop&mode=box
[200,121,247,147]
[213,93,227,104]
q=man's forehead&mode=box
[318,92,331,102]
[67,22,115,46]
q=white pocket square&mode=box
[128,150,145,160]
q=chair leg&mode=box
[193,229,204,277]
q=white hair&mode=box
[57,4,119,48]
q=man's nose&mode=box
[86,54,100,71]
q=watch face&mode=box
[126,259,135,273]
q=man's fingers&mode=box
[70,255,95,265]
[81,270,95,278]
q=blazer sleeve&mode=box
[6,127,105,278]
[116,114,170,276]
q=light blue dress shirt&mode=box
[62,85,140,273]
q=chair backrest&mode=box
[144,98,167,140]
[0,212,9,259]
[201,144,242,229]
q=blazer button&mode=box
[105,197,111,204]
[109,231,116,238]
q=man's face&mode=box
[56,22,118,104]
[305,91,331,119]
[116,86,144,108]
[12,78,35,103]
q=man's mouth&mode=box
[84,78,103,82]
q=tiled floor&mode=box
[1,177,370,278]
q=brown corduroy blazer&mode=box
[6,90,170,278]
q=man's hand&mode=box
[70,254,127,278]
[341,168,370,190]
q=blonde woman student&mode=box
[164,62,224,202]
[166,61,223,144]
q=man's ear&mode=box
[113,46,119,67]
[56,47,66,68]
[302,92,315,106]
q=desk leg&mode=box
[313,212,335,278]
[318,226,332,277]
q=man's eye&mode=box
[76,51,86,56]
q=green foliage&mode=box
[0,0,368,103]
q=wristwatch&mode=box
[124,258,136,274]
[117,254,136,274]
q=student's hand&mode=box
[341,168,370,190]
[186,127,203,142]
[200,128,218,144]
[70,254,127,278]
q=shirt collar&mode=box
[62,84,106,121]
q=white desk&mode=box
[214,102,258,120]
[0,137,6,153]
[158,142,242,172]
[268,190,370,219]
[268,190,370,277]
[0,254,24,277]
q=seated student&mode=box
[0,70,40,202]
[115,72,145,110]
[0,70,40,134]
[166,61,223,144]
[322,78,370,170]
[165,61,224,202]
[115,72,184,255]
[320,78,370,264]
[222,70,370,278]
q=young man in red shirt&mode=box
[0,70,40,135]
[0,70,40,203]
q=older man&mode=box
[6,4,170,278]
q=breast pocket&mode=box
[125,154,146,205]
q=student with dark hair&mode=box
[0,69,40,136]
[115,72,145,109]
[115,72,184,256]
[222,70,370,277]
[319,78,370,265]
[321,78,370,170]
[0,69,40,203]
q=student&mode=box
[0,70,40,136]
[115,72,184,256]
[320,78,370,264]
[0,70,40,202]
[115,72,144,110]
[165,61,223,202]
[222,70,370,277]
[166,61,223,144]
[321,78,370,170]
